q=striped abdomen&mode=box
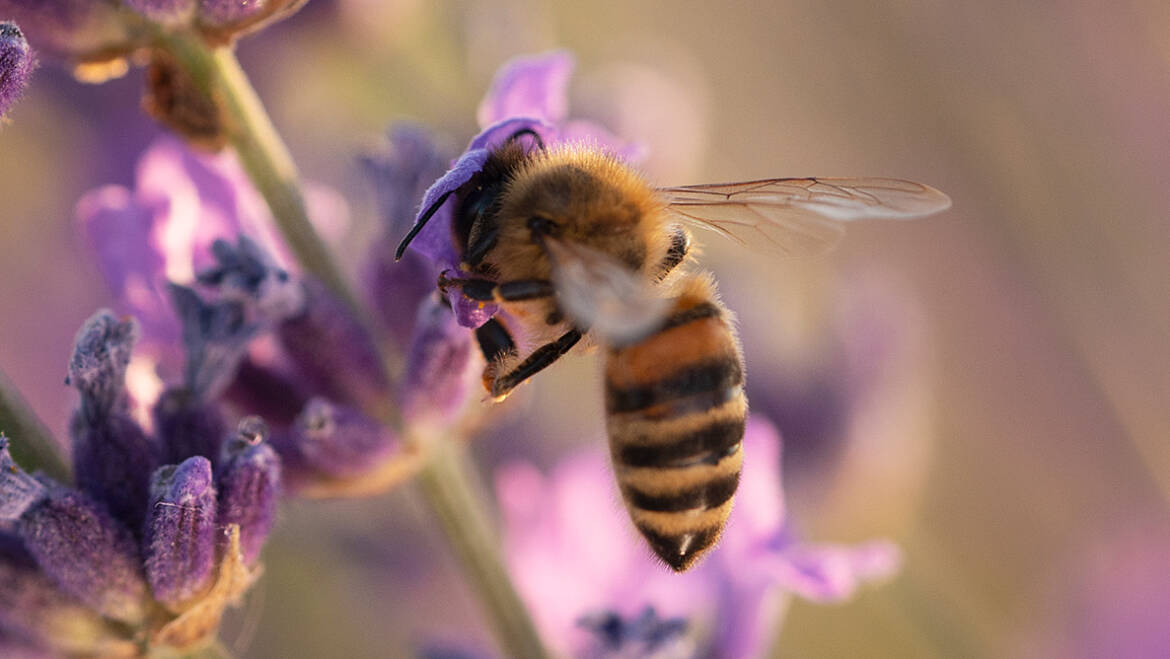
[604,275,746,571]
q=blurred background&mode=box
[2,0,1169,656]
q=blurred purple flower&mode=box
[496,417,900,658]
[277,398,396,490]
[402,50,642,328]
[0,1,135,62]
[124,0,196,24]
[399,295,479,425]
[0,22,34,118]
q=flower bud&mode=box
[66,310,137,424]
[144,457,217,612]
[0,436,47,520]
[197,236,306,324]
[0,533,130,656]
[153,386,228,465]
[217,417,280,564]
[71,413,159,532]
[281,398,396,486]
[19,487,148,624]
[400,295,477,424]
[0,22,33,118]
[278,278,391,413]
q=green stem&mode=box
[156,32,548,657]
[0,367,71,482]
[416,436,551,659]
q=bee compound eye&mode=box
[527,216,559,237]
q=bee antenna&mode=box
[506,127,545,152]
[395,190,454,260]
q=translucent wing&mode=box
[543,236,671,344]
[660,177,951,257]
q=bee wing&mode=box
[660,177,951,257]
[543,236,671,344]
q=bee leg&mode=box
[475,317,517,362]
[441,273,556,303]
[488,328,583,400]
[654,226,692,282]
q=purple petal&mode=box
[761,539,902,603]
[0,22,34,118]
[476,50,574,128]
[217,418,280,564]
[400,296,478,424]
[144,456,217,610]
[19,488,148,624]
[408,147,491,267]
[362,246,437,346]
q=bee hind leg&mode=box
[487,328,583,401]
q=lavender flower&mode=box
[218,417,280,564]
[144,456,218,611]
[153,385,228,465]
[0,22,33,119]
[496,417,900,658]
[400,50,641,328]
[280,398,396,485]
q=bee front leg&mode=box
[439,272,556,303]
[487,328,583,401]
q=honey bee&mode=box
[397,132,950,571]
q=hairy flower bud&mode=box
[0,22,33,118]
[71,413,159,533]
[153,387,228,465]
[217,417,279,564]
[66,310,137,424]
[144,456,217,611]
[19,488,148,624]
[278,278,390,414]
[0,533,130,656]
[400,296,477,424]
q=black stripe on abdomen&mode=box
[606,360,744,414]
[622,471,741,512]
[618,419,743,468]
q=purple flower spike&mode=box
[124,0,196,24]
[217,417,280,564]
[282,398,395,483]
[66,310,137,423]
[0,437,47,520]
[0,22,33,118]
[19,488,148,624]
[153,387,228,465]
[71,413,159,533]
[278,279,391,413]
[144,456,218,611]
[400,296,477,424]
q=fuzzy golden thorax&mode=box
[486,146,671,282]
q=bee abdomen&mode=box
[604,276,746,572]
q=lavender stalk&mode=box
[0,368,70,481]
[154,35,550,658]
